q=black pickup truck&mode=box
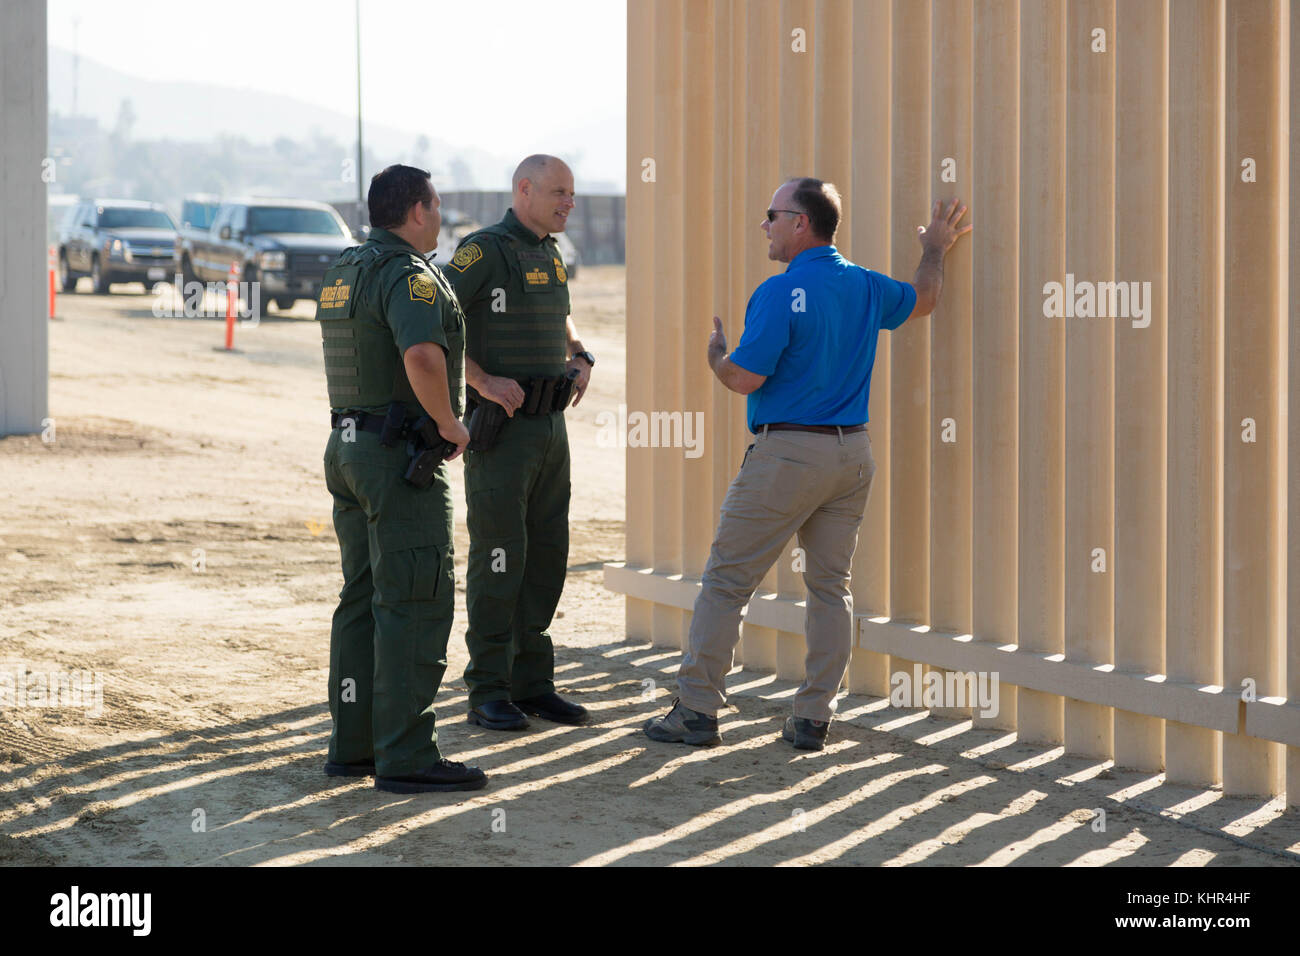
[177,197,358,310]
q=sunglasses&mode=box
[766,208,804,223]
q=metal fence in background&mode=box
[440,191,626,266]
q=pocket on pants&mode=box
[377,522,446,602]
[746,438,813,500]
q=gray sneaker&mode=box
[782,716,829,751]
[643,698,721,747]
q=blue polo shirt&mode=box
[728,245,917,433]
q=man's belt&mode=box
[760,422,868,435]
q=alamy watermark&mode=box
[1042,273,1152,328]
[0,666,103,718]
[595,404,705,459]
[889,663,999,719]
[151,274,261,322]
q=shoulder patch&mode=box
[408,272,437,304]
[450,242,483,272]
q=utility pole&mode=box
[72,16,80,115]
[355,0,364,224]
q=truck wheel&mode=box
[59,251,77,292]
[273,297,296,311]
[91,256,109,294]
[181,254,198,285]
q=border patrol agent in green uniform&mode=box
[318,164,485,792]
[445,154,594,731]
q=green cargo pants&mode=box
[324,427,455,776]
[463,409,570,707]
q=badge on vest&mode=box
[553,257,567,284]
[524,265,550,286]
[408,273,437,304]
[450,243,482,272]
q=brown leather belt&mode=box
[761,422,868,435]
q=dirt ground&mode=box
[1,265,1297,867]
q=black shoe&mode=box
[374,758,488,793]
[782,716,829,751]
[643,698,721,746]
[467,699,530,731]
[512,691,590,725]
[324,758,376,777]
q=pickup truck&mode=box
[176,197,358,311]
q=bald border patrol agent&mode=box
[318,164,485,792]
[445,154,593,731]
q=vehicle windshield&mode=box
[99,208,177,230]
[247,207,346,236]
[184,203,219,229]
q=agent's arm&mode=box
[403,343,470,459]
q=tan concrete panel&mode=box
[814,0,854,198]
[652,0,686,648]
[1063,0,1115,758]
[1289,0,1299,808]
[682,0,717,582]
[728,0,755,487]
[723,0,753,671]
[847,0,894,696]
[626,0,658,643]
[1165,0,1224,788]
[1222,0,1285,796]
[772,0,819,679]
[741,0,785,671]
[1016,0,1067,744]
[971,0,1020,731]
[713,0,740,514]
[889,0,932,631]
[927,0,974,719]
[815,0,855,691]
[1113,0,1168,772]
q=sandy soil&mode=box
[1,266,1297,867]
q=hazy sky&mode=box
[48,0,627,188]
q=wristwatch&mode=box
[573,350,596,368]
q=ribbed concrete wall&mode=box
[607,0,1297,801]
[0,0,48,436]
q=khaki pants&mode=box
[677,427,875,723]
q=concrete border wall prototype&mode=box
[605,0,1299,801]
[0,0,49,436]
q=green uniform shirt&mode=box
[444,207,570,381]
[317,226,465,418]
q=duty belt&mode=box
[515,371,579,416]
[331,410,389,434]
[331,408,420,444]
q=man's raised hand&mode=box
[917,198,973,254]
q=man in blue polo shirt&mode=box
[645,177,971,751]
